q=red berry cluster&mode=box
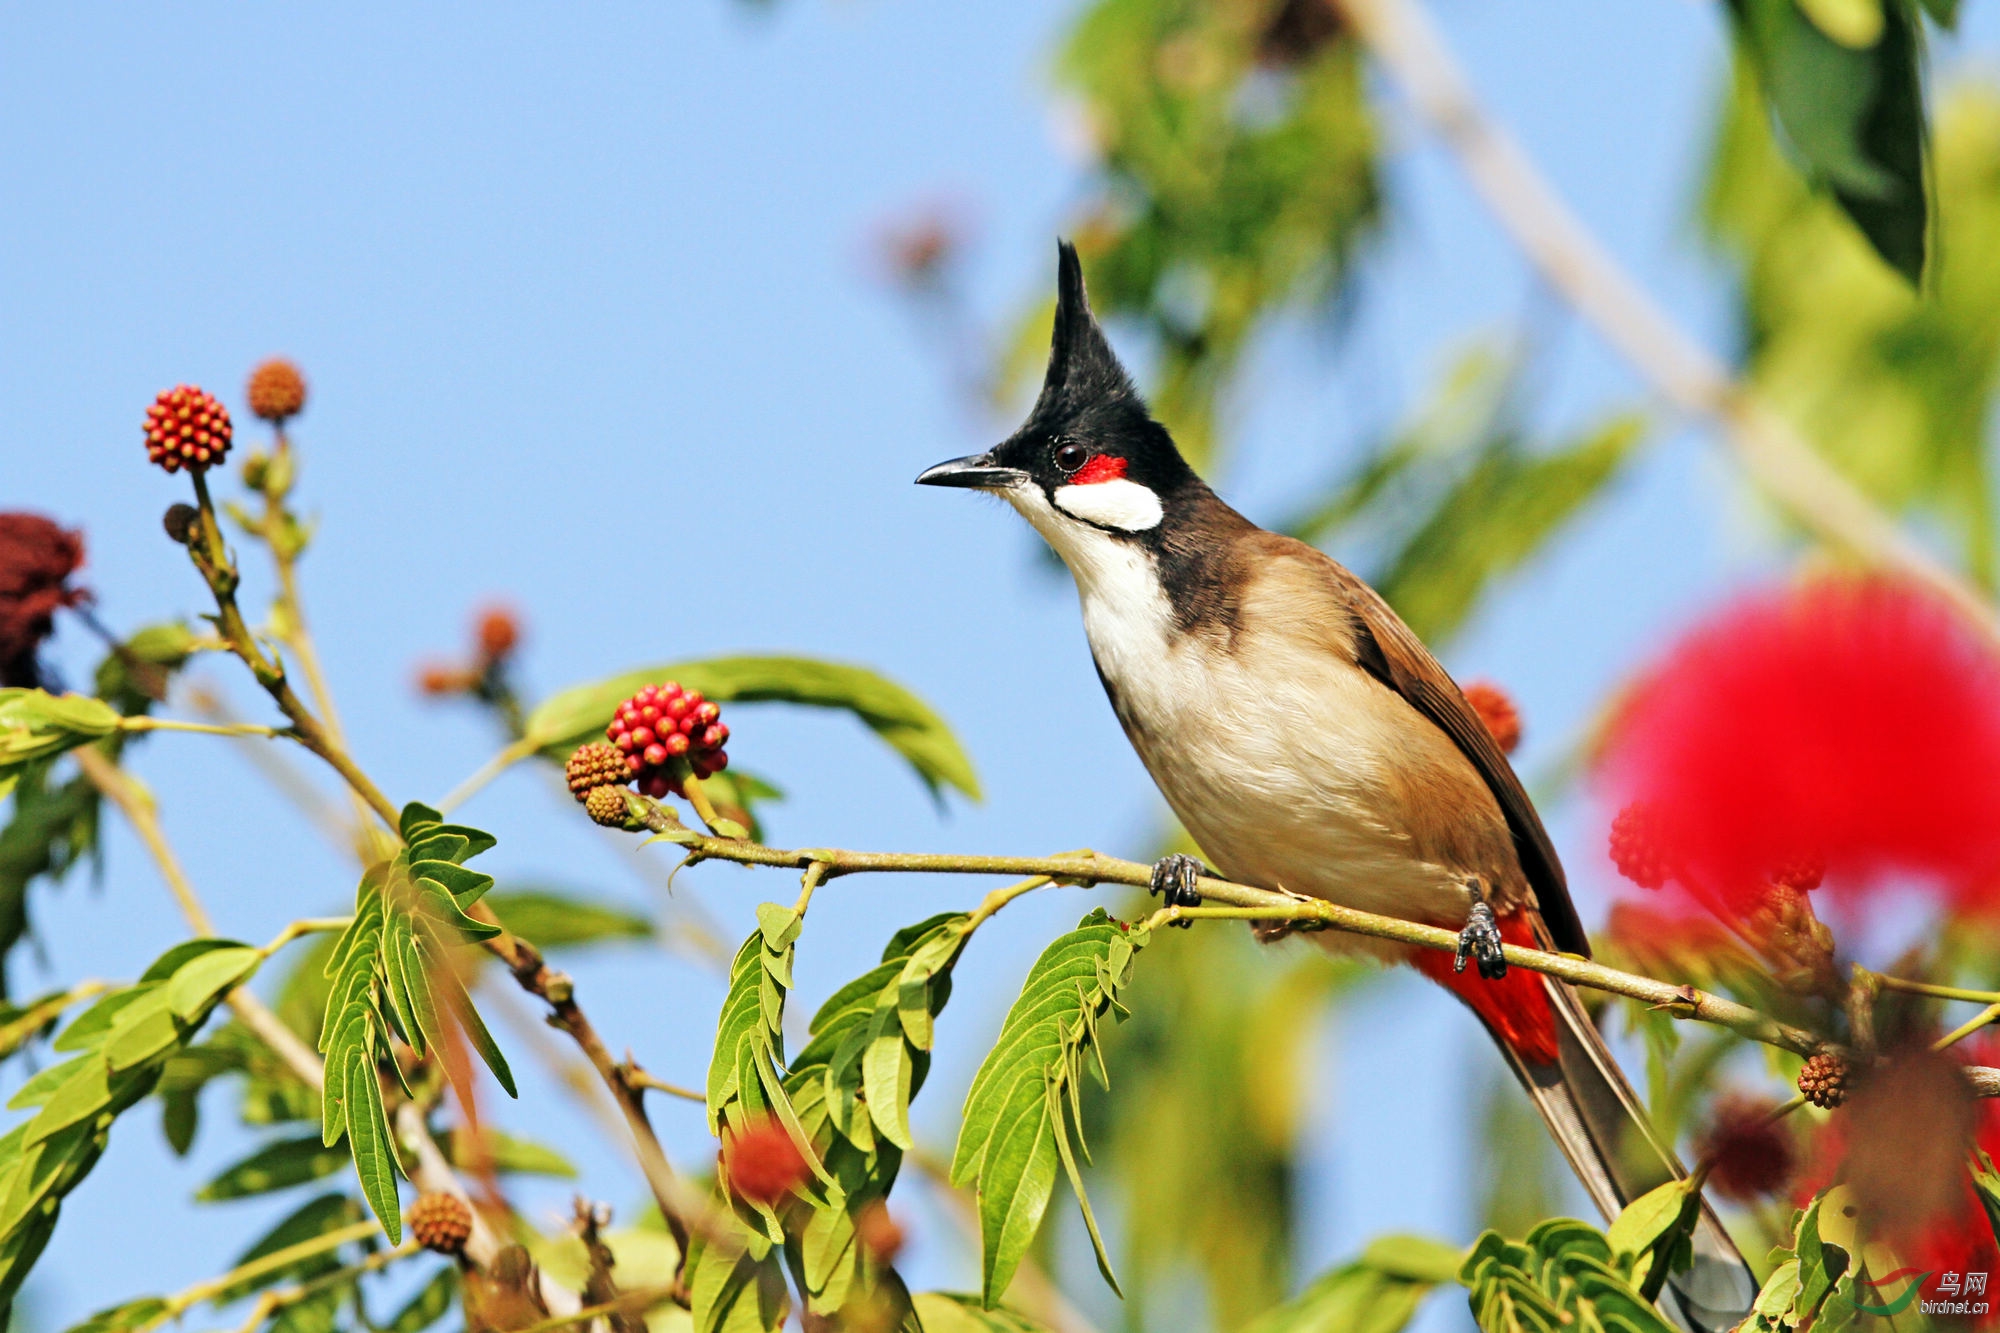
[1608,801,1670,890]
[144,385,234,473]
[608,682,729,799]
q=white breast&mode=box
[1007,487,1475,945]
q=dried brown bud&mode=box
[476,606,520,662]
[1798,1052,1849,1109]
[246,358,307,423]
[567,742,631,801]
[162,504,200,546]
[408,1191,473,1255]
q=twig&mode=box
[501,1286,680,1333]
[183,469,402,829]
[477,919,700,1266]
[1936,1001,2000,1052]
[142,1219,382,1330]
[73,745,216,935]
[225,1239,419,1333]
[631,802,1828,1057]
[1875,975,2000,1005]
[1329,0,2000,646]
[439,738,541,816]
[625,1068,706,1104]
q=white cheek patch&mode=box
[1052,479,1163,533]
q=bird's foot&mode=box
[1149,853,1206,928]
[1454,881,1507,979]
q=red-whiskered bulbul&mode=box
[918,243,1755,1331]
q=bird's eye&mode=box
[1054,442,1090,474]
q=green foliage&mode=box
[1032,0,1379,466]
[197,1133,348,1201]
[484,886,652,950]
[779,912,967,1314]
[215,1192,368,1304]
[1285,345,1647,643]
[385,1266,458,1333]
[1459,1218,1678,1333]
[684,1223,791,1333]
[523,655,980,803]
[1081,885,1364,1330]
[1724,0,1930,282]
[0,690,121,785]
[1746,1194,1854,1333]
[910,1292,1050,1333]
[1242,1235,1459,1333]
[951,908,1148,1308]
[0,937,267,1318]
[318,802,515,1241]
[706,903,826,1235]
[1706,76,2000,581]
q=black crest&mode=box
[1025,242,1140,432]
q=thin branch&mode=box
[626,1068,706,1104]
[73,745,215,935]
[144,1220,382,1329]
[1875,975,2000,1005]
[476,916,701,1266]
[630,802,1828,1055]
[224,1239,419,1333]
[184,469,401,829]
[439,737,540,816]
[1329,0,2000,646]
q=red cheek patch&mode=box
[1072,454,1128,485]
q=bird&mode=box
[917,242,1756,1332]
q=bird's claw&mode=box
[1149,853,1206,928]
[1455,898,1507,979]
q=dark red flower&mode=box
[1599,577,2000,916]
[1695,1093,1797,1203]
[723,1118,809,1206]
[0,514,88,688]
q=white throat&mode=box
[1002,483,1178,684]
[1050,479,1163,533]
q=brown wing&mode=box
[1331,563,1588,957]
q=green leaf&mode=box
[0,691,121,770]
[61,1297,170,1333]
[1605,1178,1701,1298]
[484,888,652,949]
[686,1227,791,1333]
[1726,0,1929,281]
[951,910,1148,1306]
[341,1045,402,1243]
[1241,1237,1458,1333]
[166,946,261,1021]
[908,1293,1049,1333]
[434,1127,577,1179]
[198,1134,349,1201]
[217,1193,366,1303]
[525,656,981,803]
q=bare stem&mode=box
[185,469,401,830]
[439,737,540,815]
[1329,0,2000,646]
[632,802,1827,1056]
[1936,1001,2000,1052]
[1875,975,2000,1005]
[73,745,215,935]
[626,1068,706,1104]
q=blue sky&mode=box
[4,4,1997,1330]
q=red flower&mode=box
[1599,577,2000,916]
[1462,680,1521,754]
[1795,1040,1997,1321]
[1695,1092,1797,1203]
[723,1118,810,1206]
[0,514,88,688]
[476,606,520,662]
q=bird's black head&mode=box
[916,241,1199,542]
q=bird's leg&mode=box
[1454,877,1508,980]
[1148,853,1206,928]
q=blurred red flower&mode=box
[723,1117,810,1206]
[1795,1039,1998,1322]
[0,513,89,688]
[1599,577,2000,916]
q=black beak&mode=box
[914,452,1029,490]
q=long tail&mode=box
[1413,917,1756,1332]
[1493,979,1758,1333]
